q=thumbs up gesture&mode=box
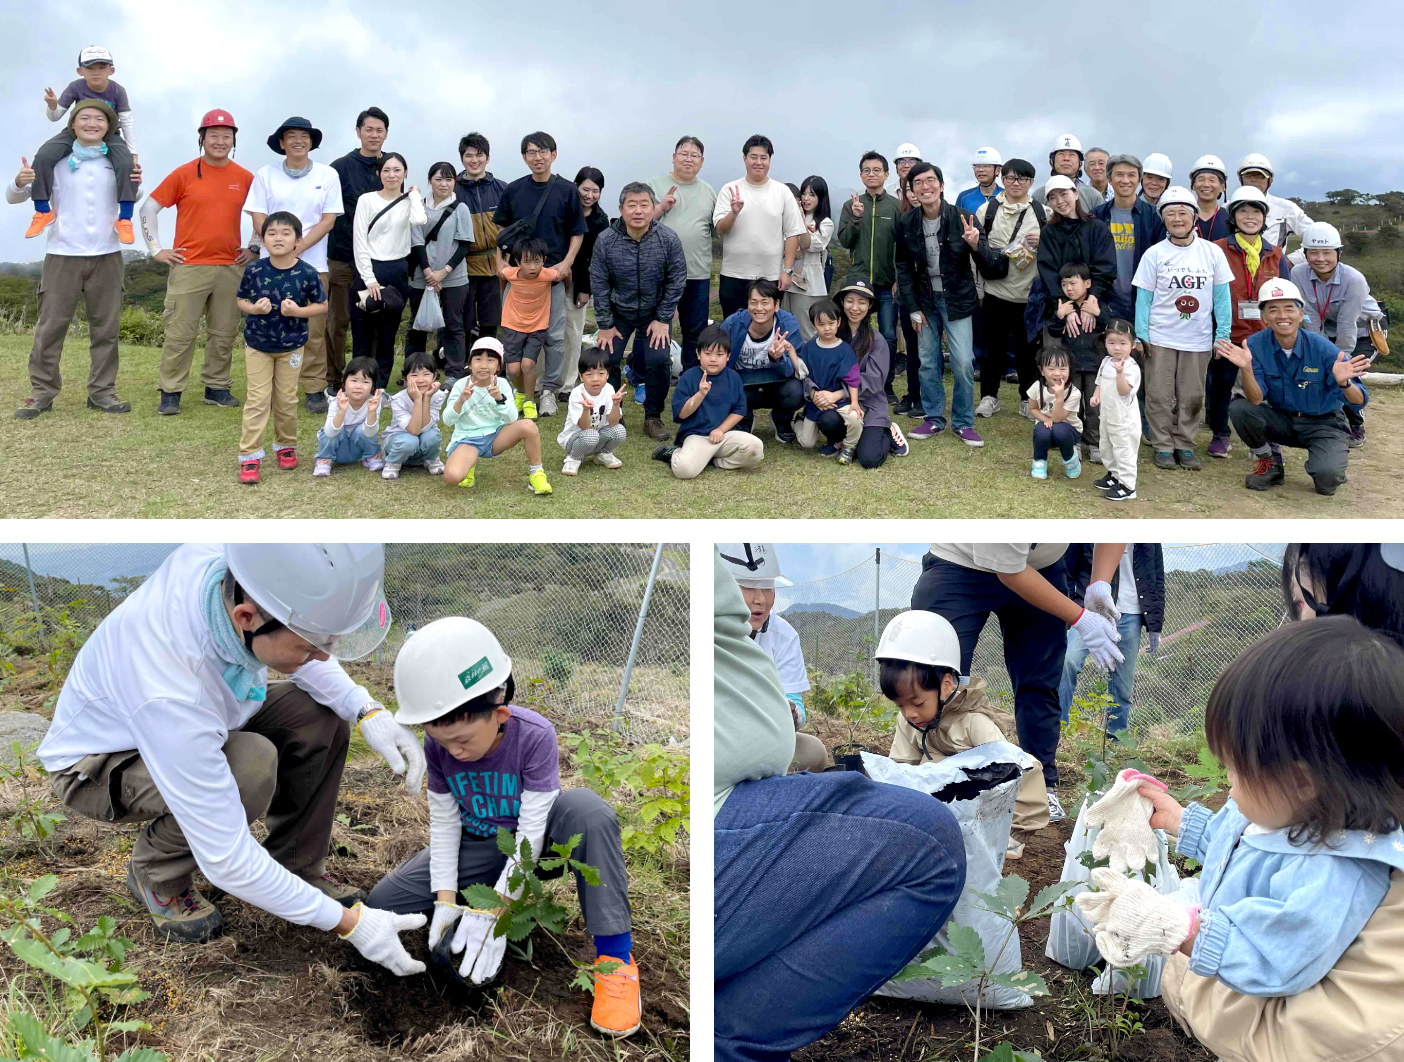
[16,156,35,189]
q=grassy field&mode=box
[0,656,690,1062]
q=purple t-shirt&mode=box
[58,79,131,114]
[425,705,560,839]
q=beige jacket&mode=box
[1162,869,1404,1061]
[888,676,1049,833]
[974,194,1045,304]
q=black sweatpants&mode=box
[718,275,755,320]
[856,425,891,469]
[1205,353,1240,437]
[350,258,411,390]
[463,275,501,342]
[910,553,1069,786]
[982,295,1037,401]
[739,378,804,439]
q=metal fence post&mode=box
[21,544,46,647]
[612,543,666,734]
[873,548,881,690]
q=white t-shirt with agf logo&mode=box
[1132,236,1232,349]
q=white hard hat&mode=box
[894,143,922,161]
[1143,153,1173,179]
[1301,221,1343,250]
[224,543,391,660]
[1257,277,1305,308]
[392,617,513,726]
[1052,133,1083,155]
[1044,174,1077,196]
[972,146,1003,167]
[1189,154,1228,181]
[1156,186,1199,215]
[1238,153,1274,177]
[718,543,792,588]
[1227,185,1270,212]
[876,611,962,672]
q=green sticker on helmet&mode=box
[458,656,493,689]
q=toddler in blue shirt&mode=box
[794,300,862,460]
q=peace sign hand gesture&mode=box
[662,185,678,212]
[849,191,865,219]
[960,212,981,249]
[729,185,744,215]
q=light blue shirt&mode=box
[1176,798,1404,997]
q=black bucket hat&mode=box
[833,277,878,312]
[267,116,323,155]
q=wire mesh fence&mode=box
[775,544,1288,738]
[0,542,690,742]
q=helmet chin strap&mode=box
[233,582,284,652]
[912,680,962,761]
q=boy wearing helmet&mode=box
[877,610,1050,858]
[368,617,640,1038]
[141,110,255,416]
[1237,154,1314,250]
[1218,277,1370,495]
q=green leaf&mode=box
[976,1043,1044,1062]
[495,828,516,857]
[27,875,58,903]
[989,968,1051,998]
[103,1021,150,1034]
[891,948,978,986]
[505,911,537,942]
[461,884,501,910]
[113,1050,172,1062]
[8,1013,93,1062]
[976,874,1030,920]
[103,986,150,1005]
[569,966,597,994]
[9,938,136,989]
[552,834,583,861]
[570,860,603,887]
[1026,880,1083,919]
[945,922,986,969]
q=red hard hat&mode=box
[199,109,237,132]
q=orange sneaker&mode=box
[114,218,135,244]
[590,953,641,1038]
[24,211,56,238]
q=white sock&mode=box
[529,464,542,474]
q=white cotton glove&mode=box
[1083,579,1121,625]
[428,900,466,950]
[340,904,428,976]
[1084,768,1166,874]
[451,908,508,984]
[1074,867,1194,968]
[358,703,428,793]
[1072,608,1125,670]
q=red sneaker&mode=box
[239,459,260,485]
[276,448,298,470]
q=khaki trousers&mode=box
[794,405,863,450]
[49,683,349,895]
[669,430,764,480]
[240,346,301,458]
[1144,344,1210,452]
[296,270,332,395]
[28,252,124,405]
[156,263,243,393]
[324,259,355,390]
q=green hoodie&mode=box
[837,188,904,289]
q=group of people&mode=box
[715,542,1404,1062]
[10,54,1385,498]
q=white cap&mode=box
[1044,175,1077,196]
[1052,133,1083,155]
[718,544,792,589]
[876,611,962,671]
[1143,153,1173,179]
[1190,154,1228,181]
[894,143,922,161]
[1301,222,1343,250]
[1156,186,1199,214]
[393,617,513,726]
[1257,277,1304,308]
[77,45,114,66]
[1238,153,1274,177]
[972,146,1003,167]
[470,336,505,357]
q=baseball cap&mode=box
[78,45,114,66]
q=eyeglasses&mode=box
[1004,175,1033,184]
[911,178,942,189]
[675,151,703,161]
[523,149,552,159]
[860,167,886,175]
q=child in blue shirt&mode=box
[1078,616,1404,1000]
[794,300,862,459]
[654,324,763,480]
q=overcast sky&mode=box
[5,0,1404,263]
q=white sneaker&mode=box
[539,391,558,416]
[975,395,999,418]
[1018,399,1030,420]
[381,462,401,480]
[313,458,332,477]
[363,455,385,472]
[594,452,623,468]
[425,458,445,475]
[1047,792,1067,824]
[562,456,582,476]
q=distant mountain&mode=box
[782,601,861,619]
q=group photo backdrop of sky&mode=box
[4,0,1402,263]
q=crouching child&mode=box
[381,350,446,479]
[315,357,384,476]
[794,299,862,459]
[654,324,763,480]
[558,348,627,476]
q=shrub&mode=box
[541,646,575,686]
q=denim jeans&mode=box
[715,771,966,1062]
[1058,612,1143,735]
[917,293,975,429]
[315,426,381,463]
[381,426,442,466]
[874,285,897,361]
[677,277,711,373]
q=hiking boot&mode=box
[652,444,677,465]
[836,446,855,465]
[1176,448,1202,471]
[956,426,983,447]
[909,417,944,440]
[562,456,582,476]
[1031,459,1048,480]
[975,395,999,418]
[526,468,553,495]
[1348,424,1366,449]
[87,395,132,414]
[114,218,135,245]
[239,459,260,485]
[24,210,55,239]
[203,387,239,408]
[1103,481,1137,502]
[158,391,182,416]
[595,452,623,469]
[127,861,223,943]
[304,392,327,415]
[888,423,909,457]
[1093,470,1118,490]
[775,427,797,443]
[14,398,52,420]
[1245,453,1284,491]
[539,391,558,417]
[1064,451,1082,479]
[276,448,299,471]
[645,417,667,441]
[1312,473,1343,496]
[590,954,641,1039]
[893,395,916,417]
[1208,434,1231,459]
[1154,450,1177,470]
[1047,793,1067,824]
[522,398,538,420]
[381,462,402,480]
[302,872,367,908]
[313,458,332,477]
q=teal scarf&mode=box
[68,142,109,171]
[200,560,267,701]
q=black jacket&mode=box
[328,150,385,263]
[1035,215,1117,328]
[1063,544,1164,633]
[572,206,611,295]
[588,218,687,329]
[894,200,980,320]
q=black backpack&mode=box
[975,199,1047,281]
